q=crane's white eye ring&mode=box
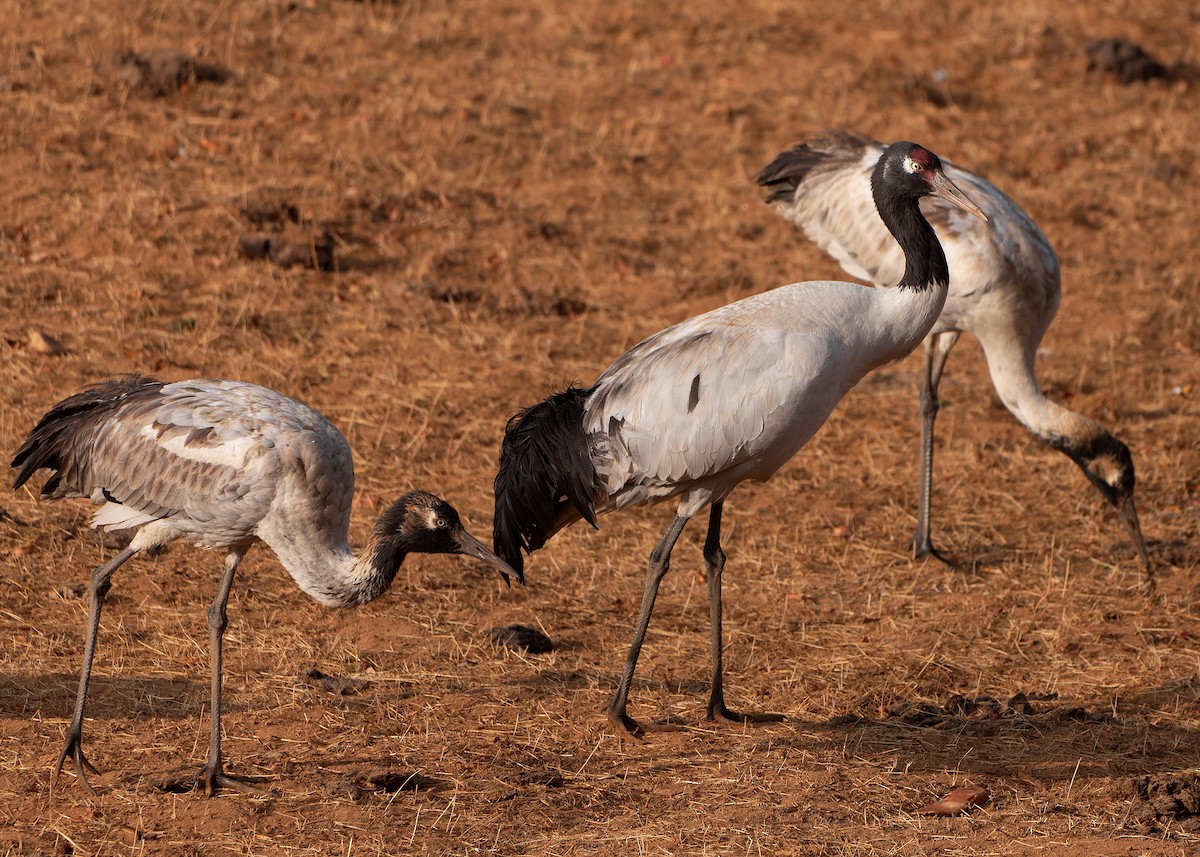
[906,157,922,173]
[436,517,448,529]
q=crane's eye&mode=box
[435,517,448,529]
[906,157,922,173]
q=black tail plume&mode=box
[493,385,598,584]
[756,129,874,204]
[11,375,164,496]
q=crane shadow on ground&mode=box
[1,672,235,720]
[758,684,1200,784]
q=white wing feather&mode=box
[85,380,351,548]
[772,138,1060,335]
[585,283,897,514]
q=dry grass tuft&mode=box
[1,0,1197,854]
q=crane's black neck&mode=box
[873,186,950,292]
[358,499,416,604]
[298,537,408,609]
[359,541,408,604]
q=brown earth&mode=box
[1,1,1198,854]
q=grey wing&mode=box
[764,133,1060,311]
[84,381,321,536]
[584,316,831,507]
[771,140,906,286]
[933,165,1060,306]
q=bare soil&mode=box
[1,1,1198,854]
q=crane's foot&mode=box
[196,763,267,797]
[53,730,101,795]
[912,538,964,570]
[606,707,684,742]
[706,703,785,727]
[607,708,646,742]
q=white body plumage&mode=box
[585,278,948,519]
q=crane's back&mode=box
[12,377,356,554]
[584,278,947,515]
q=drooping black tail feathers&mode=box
[493,385,599,584]
[756,129,875,204]
[11,375,164,496]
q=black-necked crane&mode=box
[757,130,1150,579]
[11,375,515,796]
[493,142,986,739]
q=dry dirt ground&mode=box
[1,1,1198,854]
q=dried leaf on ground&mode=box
[914,785,990,816]
[27,329,67,355]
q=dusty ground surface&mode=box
[1,0,1198,854]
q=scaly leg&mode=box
[913,332,959,566]
[196,548,260,796]
[704,502,784,727]
[54,548,137,794]
[607,515,690,740]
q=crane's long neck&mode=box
[859,190,952,364]
[876,193,950,292]
[980,332,1107,452]
[258,521,407,609]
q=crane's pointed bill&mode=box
[1118,495,1150,569]
[929,172,988,222]
[454,529,521,586]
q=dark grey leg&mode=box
[913,333,958,566]
[703,502,784,727]
[607,515,690,739]
[53,547,137,794]
[197,548,259,796]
